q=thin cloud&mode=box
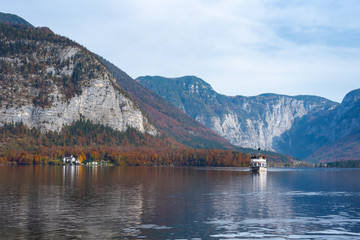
[2,0,360,102]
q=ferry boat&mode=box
[250,151,267,172]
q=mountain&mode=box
[100,61,295,162]
[0,12,33,27]
[136,76,360,161]
[0,12,297,166]
[278,88,360,161]
[100,59,234,150]
[0,13,256,167]
[0,19,157,135]
[137,76,338,152]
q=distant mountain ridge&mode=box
[136,76,338,150]
[137,76,359,162]
[100,59,234,150]
[279,88,360,161]
[100,59,294,162]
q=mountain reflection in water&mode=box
[0,166,359,239]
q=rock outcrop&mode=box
[138,76,360,161]
[137,76,338,153]
[277,88,360,161]
[100,59,235,150]
[0,22,157,135]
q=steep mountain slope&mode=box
[279,89,360,161]
[102,60,295,163]
[137,76,338,153]
[0,13,255,167]
[100,59,234,150]
[0,22,157,135]
[0,12,293,165]
[0,12,238,151]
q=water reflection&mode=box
[0,166,359,239]
[0,166,152,238]
[251,171,267,191]
[206,169,301,238]
[206,169,360,239]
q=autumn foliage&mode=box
[0,120,250,167]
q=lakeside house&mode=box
[62,157,112,166]
[86,161,112,166]
[63,155,81,165]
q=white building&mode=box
[63,155,80,165]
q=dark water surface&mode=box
[0,166,360,239]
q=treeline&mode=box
[0,120,250,167]
[326,160,360,168]
[0,23,74,55]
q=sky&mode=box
[2,0,360,102]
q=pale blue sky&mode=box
[2,0,360,102]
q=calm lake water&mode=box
[0,166,360,239]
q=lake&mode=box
[0,166,359,239]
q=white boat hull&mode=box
[250,166,267,172]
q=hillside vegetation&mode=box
[0,120,250,167]
[0,16,251,167]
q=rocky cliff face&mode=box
[137,76,339,155]
[100,59,236,150]
[0,23,157,135]
[329,89,360,141]
[277,88,360,161]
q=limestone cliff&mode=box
[0,23,157,135]
[137,76,338,154]
[278,88,360,161]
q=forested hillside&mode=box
[0,120,250,167]
[0,13,253,167]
